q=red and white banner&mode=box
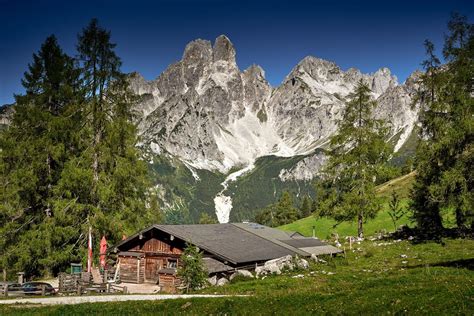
[87,226,92,272]
[99,236,107,269]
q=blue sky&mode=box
[0,0,472,105]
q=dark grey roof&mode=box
[278,238,326,248]
[232,223,309,256]
[154,224,294,265]
[232,222,294,239]
[203,257,233,274]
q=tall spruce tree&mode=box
[316,80,393,238]
[53,18,160,248]
[0,35,81,276]
[412,13,473,236]
[76,18,121,200]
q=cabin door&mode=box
[145,257,161,282]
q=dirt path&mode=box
[0,294,246,306]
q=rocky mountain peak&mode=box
[404,70,423,92]
[291,56,341,80]
[182,39,212,65]
[242,64,272,112]
[213,35,236,64]
[243,64,266,81]
[371,67,398,96]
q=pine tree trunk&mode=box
[358,211,364,238]
[91,97,100,196]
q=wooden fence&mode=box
[1,283,49,297]
[58,271,126,295]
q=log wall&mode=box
[130,237,182,255]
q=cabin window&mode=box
[167,259,177,268]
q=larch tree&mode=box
[317,80,393,238]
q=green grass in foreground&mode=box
[1,239,473,315]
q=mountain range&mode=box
[129,35,420,223]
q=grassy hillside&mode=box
[376,170,416,199]
[3,238,473,315]
[279,172,416,238]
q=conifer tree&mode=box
[1,21,161,276]
[76,18,121,201]
[317,80,393,238]
[0,35,81,276]
[56,19,160,244]
[299,195,313,218]
[177,244,207,292]
[198,213,218,224]
[255,191,299,227]
[412,13,473,235]
[275,191,299,225]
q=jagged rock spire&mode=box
[213,35,236,64]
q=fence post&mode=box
[123,286,127,294]
[3,284,8,297]
[17,272,25,285]
[41,284,46,296]
[2,269,6,282]
[77,285,82,296]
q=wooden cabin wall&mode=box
[129,237,182,255]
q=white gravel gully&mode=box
[0,294,249,306]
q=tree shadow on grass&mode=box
[409,258,474,271]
